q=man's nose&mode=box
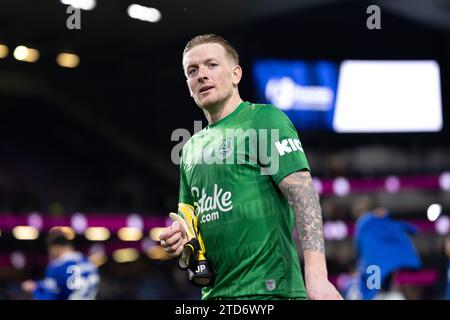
[197,65,208,82]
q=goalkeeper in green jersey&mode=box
[159,34,342,300]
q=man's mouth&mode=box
[199,85,214,94]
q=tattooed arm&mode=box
[278,170,342,300]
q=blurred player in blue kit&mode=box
[354,207,421,300]
[21,229,99,300]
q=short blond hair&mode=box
[183,34,239,65]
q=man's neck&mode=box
[204,92,243,125]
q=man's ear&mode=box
[232,65,242,86]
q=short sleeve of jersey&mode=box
[253,104,310,185]
[178,148,194,206]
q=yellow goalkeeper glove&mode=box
[169,203,215,287]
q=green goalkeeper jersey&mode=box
[179,101,310,299]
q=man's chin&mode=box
[197,97,219,110]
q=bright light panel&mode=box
[333,60,442,133]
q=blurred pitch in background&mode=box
[0,0,449,299]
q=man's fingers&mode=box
[159,222,182,241]
[172,236,188,256]
[173,243,185,257]
[165,232,181,247]
[162,233,184,252]
[162,240,177,253]
[162,235,188,257]
[159,227,176,241]
[174,244,184,256]
[171,220,187,237]
[159,220,189,258]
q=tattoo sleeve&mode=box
[278,170,325,252]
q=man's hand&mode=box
[305,270,343,300]
[21,280,36,293]
[159,221,188,257]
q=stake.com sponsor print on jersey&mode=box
[191,184,232,224]
[188,139,305,224]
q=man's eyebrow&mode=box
[186,62,197,70]
[187,58,217,69]
[203,58,217,64]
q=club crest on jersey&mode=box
[265,279,276,291]
[216,136,234,160]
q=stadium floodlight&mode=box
[312,177,323,195]
[332,177,350,197]
[71,212,88,234]
[439,172,450,191]
[127,213,144,230]
[27,212,43,230]
[435,215,450,235]
[12,226,39,240]
[112,248,139,263]
[84,227,110,241]
[149,227,165,241]
[13,46,39,62]
[146,245,171,260]
[0,44,9,58]
[427,204,442,222]
[57,53,80,68]
[127,4,161,23]
[385,176,401,193]
[118,227,143,241]
[60,0,96,11]
[11,251,26,269]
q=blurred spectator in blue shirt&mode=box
[354,207,422,300]
[21,229,99,300]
